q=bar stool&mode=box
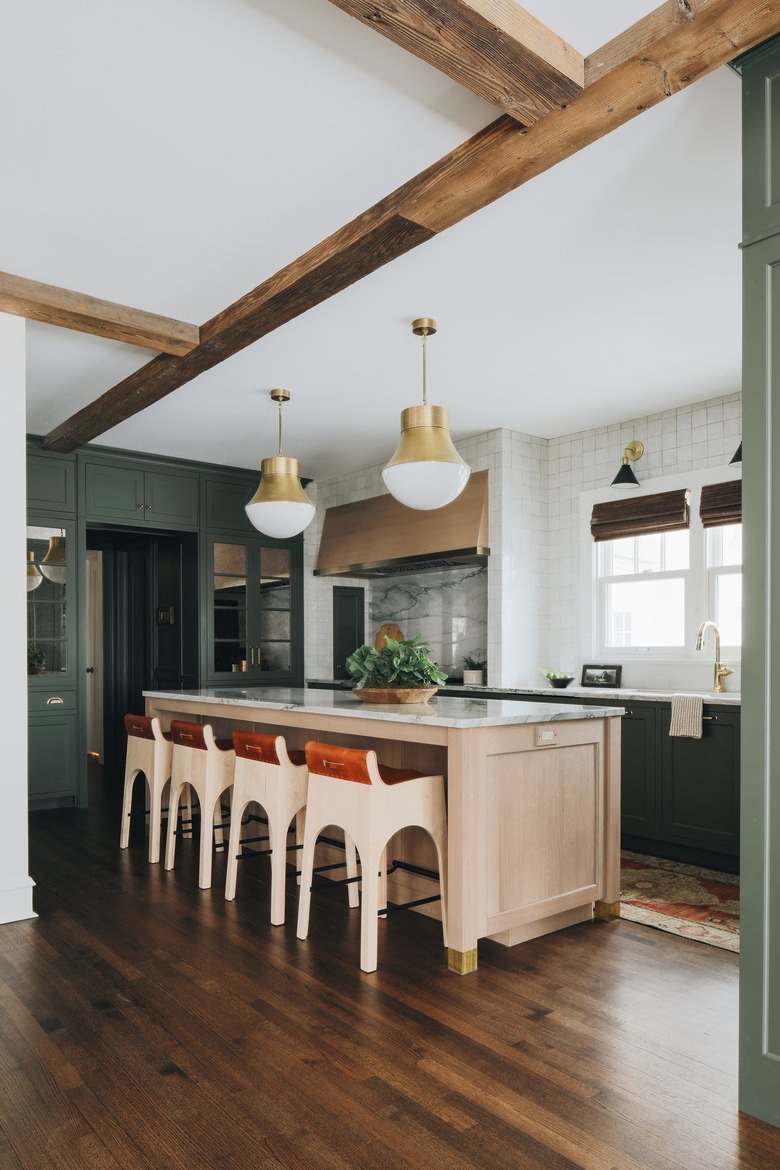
[164,720,236,890]
[225,730,309,925]
[120,714,174,863]
[296,742,448,973]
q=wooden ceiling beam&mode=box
[0,271,199,356]
[43,0,779,454]
[324,1,584,124]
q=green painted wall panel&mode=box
[740,40,780,1124]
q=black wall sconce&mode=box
[610,440,644,488]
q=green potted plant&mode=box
[462,654,487,687]
[346,635,448,704]
[27,644,46,675]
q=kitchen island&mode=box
[144,687,623,973]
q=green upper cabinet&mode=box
[27,452,76,515]
[203,474,258,534]
[742,39,780,247]
[204,532,303,685]
[81,459,199,528]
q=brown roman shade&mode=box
[699,479,742,528]
[590,489,690,543]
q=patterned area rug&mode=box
[620,850,740,953]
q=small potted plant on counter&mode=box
[462,655,487,687]
[27,645,46,675]
[346,635,448,704]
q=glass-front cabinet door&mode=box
[207,534,303,684]
[27,523,75,684]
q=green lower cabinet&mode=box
[618,704,658,838]
[659,706,740,857]
[28,712,79,808]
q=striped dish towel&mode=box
[669,694,704,738]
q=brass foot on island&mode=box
[594,900,621,921]
[448,946,479,974]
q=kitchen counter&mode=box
[307,679,741,705]
[145,686,623,973]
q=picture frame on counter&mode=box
[581,664,622,688]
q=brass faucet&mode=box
[695,620,733,693]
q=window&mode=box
[707,524,742,646]
[587,476,742,660]
[598,530,689,650]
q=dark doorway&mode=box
[332,586,365,679]
[86,528,199,767]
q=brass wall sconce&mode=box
[610,441,644,489]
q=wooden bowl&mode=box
[353,687,438,705]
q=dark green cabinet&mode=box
[27,452,76,515]
[203,474,257,534]
[205,533,303,684]
[618,704,658,839]
[660,706,740,857]
[28,711,79,807]
[82,460,199,528]
[27,516,82,808]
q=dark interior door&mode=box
[88,528,199,766]
[332,586,365,679]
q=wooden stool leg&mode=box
[269,814,288,927]
[119,766,138,850]
[224,794,247,901]
[360,843,382,973]
[296,823,320,941]
[344,833,359,909]
[164,783,182,871]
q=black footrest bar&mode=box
[386,859,440,882]
[380,894,442,916]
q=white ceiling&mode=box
[5,1,741,481]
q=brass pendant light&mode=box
[26,550,43,592]
[245,389,315,539]
[40,532,66,582]
[382,318,471,510]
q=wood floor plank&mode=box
[4,767,778,1170]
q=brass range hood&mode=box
[314,470,489,578]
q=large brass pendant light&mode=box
[382,318,471,510]
[245,389,315,539]
[26,550,43,591]
[40,532,67,582]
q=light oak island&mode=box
[144,687,623,973]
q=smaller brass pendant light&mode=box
[245,389,315,539]
[26,550,43,592]
[382,318,471,510]
[40,532,67,582]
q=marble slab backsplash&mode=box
[369,565,488,678]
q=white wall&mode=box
[0,314,35,922]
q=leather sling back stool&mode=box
[120,714,175,864]
[164,720,236,890]
[226,730,309,925]
[297,742,448,973]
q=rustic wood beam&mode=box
[43,0,779,454]
[0,271,199,356]
[324,1,583,124]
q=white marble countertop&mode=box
[143,686,625,729]
[306,679,741,706]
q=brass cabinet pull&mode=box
[703,715,717,722]
[250,646,255,668]
[136,503,144,510]
[146,503,152,509]
[46,697,64,705]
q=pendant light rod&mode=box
[412,317,436,407]
[270,387,290,455]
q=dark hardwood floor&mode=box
[1,767,778,1170]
